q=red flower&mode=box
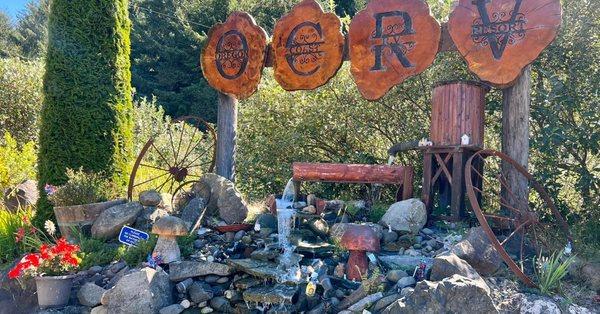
[23,254,41,267]
[39,244,50,260]
[15,228,25,243]
[62,254,79,267]
[8,265,23,279]
[22,216,29,224]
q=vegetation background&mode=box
[0,0,597,253]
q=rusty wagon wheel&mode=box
[465,149,572,287]
[127,116,216,200]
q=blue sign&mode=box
[118,226,149,247]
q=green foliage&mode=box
[177,234,197,259]
[76,232,121,269]
[0,12,20,58]
[534,251,577,296]
[0,132,37,193]
[48,168,119,207]
[121,235,158,267]
[0,207,49,266]
[38,0,134,223]
[368,203,389,222]
[0,58,44,143]
[14,0,50,59]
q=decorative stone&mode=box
[139,190,162,206]
[3,180,38,212]
[430,254,485,287]
[101,267,172,313]
[307,218,329,237]
[209,297,231,313]
[382,230,399,244]
[169,261,233,281]
[180,197,206,230]
[450,227,503,276]
[255,213,278,230]
[152,216,188,263]
[159,304,185,314]
[397,276,416,289]
[243,284,298,304]
[216,182,248,224]
[77,282,106,307]
[379,199,427,234]
[386,269,409,283]
[188,282,214,303]
[91,202,143,239]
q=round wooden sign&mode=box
[272,0,345,91]
[448,0,561,87]
[348,0,440,101]
[201,12,268,99]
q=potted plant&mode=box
[8,222,81,309]
[48,168,125,240]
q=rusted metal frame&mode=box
[431,153,453,185]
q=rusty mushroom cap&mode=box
[152,216,188,236]
[340,225,380,252]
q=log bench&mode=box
[292,162,414,202]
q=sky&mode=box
[0,0,30,22]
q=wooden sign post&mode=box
[348,0,440,100]
[272,0,345,91]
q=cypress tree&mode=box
[38,0,133,222]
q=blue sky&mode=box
[1,0,30,22]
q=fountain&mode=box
[275,178,301,281]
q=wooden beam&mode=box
[216,92,238,182]
[292,162,411,185]
[501,65,531,207]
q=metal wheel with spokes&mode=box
[127,116,216,200]
[465,149,572,287]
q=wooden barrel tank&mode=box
[430,81,489,147]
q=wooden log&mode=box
[216,92,238,182]
[348,0,440,100]
[292,162,410,185]
[501,65,531,209]
[201,12,267,99]
[430,81,489,148]
[272,0,345,91]
[448,0,561,87]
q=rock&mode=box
[234,230,245,241]
[140,190,162,206]
[92,202,143,239]
[400,287,414,297]
[383,275,497,314]
[216,180,248,224]
[243,284,298,304]
[571,260,600,291]
[180,300,190,309]
[159,304,185,314]
[386,269,409,282]
[101,267,172,313]
[209,297,231,312]
[216,277,229,284]
[430,254,485,287]
[303,205,317,214]
[397,276,416,289]
[307,194,317,206]
[169,261,233,281]
[255,213,278,230]
[3,180,38,212]
[307,218,329,237]
[450,227,503,276]
[204,275,219,283]
[234,277,261,290]
[77,282,106,307]
[188,282,214,303]
[383,230,399,243]
[379,199,427,234]
[372,293,400,312]
[180,197,206,230]
[378,256,433,273]
[200,307,214,313]
[347,292,383,312]
[421,228,434,236]
[88,265,103,275]
[518,294,561,314]
[90,306,108,314]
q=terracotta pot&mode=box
[53,199,126,241]
[35,275,74,309]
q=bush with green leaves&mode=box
[534,251,577,295]
[0,132,37,194]
[48,168,119,207]
[37,0,134,223]
[0,207,49,266]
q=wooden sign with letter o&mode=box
[348,0,441,101]
[272,0,345,91]
[448,0,561,87]
[201,12,268,99]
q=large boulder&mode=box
[383,275,498,314]
[139,190,162,207]
[192,174,248,224]
[430,253,485,286]
[450,227,503,276]
[91,202,143,239]
[77,282,106,307]
[3,180,39,212]
[379,199,427,234]
[517,293,593,314]
[101,267,172,313]
[180,197,206,230]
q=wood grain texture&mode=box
[292,162,411,185]
[201,12,267,99]
[448,0,561,87]
[430,81,489,147]
[216,92,238,182]
[272,0,345,91]
[348,0,440,100]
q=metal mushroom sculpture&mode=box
[152,216,188,263]
[340,225,380,281]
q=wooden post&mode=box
[216,92,238,182]
[501,65,531,207]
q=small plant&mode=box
[121,235,158,267]
[0,132,37,192]
[8,236,81,279]
[48,168,119,207]
[0,207,50,266]
[534,249,576,295]
[73,230,121,269]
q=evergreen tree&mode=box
[38,0,133,222]
[0,11,20,58]
[15,0,50,59]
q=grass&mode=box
[534,250,577,296]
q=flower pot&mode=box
[35,275,74,309]
[53,199,126,241]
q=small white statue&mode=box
[461,134,470,145]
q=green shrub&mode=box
[121,235,157,267]
[37,0,133,224]
[0,207,49,266]
[48,168,119,207]
[534,250,577,295]
[0,132,37,193]
[76,232,121,269]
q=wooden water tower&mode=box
[422,81,489,221]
